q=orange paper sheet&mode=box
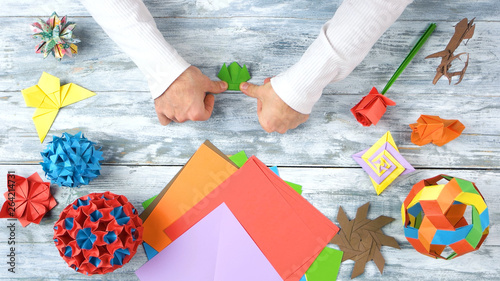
[164,156,339,281]
[139,141,238,252]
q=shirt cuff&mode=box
[272,0,412,114]
[270,33,340,114]
[148,56,191,100]
[80,0,191,100]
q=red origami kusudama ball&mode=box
[53,192,143,275]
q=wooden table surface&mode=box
[1,0,499,280]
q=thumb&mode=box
[206,80,228,94]
[203,93,215,117]
[240,82,261,99]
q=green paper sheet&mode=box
[142,196,157,209]
[285,180,303,195]
[229,150,248,168]
[217,62,251,91]
[305,247,343,281]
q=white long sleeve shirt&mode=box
[80,0,413,114]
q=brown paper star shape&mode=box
[330,202,400,279]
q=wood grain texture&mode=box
[1,0,499,21]
[0,0,499,280]
[1,18,499,167]
[1,92,499,168]
[1,18,498,96]
[0,165,497,280]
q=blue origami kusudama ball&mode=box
[41,132,104,187]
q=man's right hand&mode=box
[154,66,228,125]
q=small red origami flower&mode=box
[0,173,57,227]
[351,87,396,126]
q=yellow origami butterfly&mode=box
[22,72,95,142]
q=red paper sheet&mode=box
[164,156,339,281]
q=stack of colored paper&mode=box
[135,141,341,281]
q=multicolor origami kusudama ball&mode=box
[41,132,104,187]
[402,175,489,259]
[53,192,143,275]
[31,12,80,60]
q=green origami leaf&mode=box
[217,62,251,91]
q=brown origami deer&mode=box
[426,18,475,85]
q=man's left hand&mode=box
[240,79,309,134]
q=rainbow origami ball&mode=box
[402,175,489,259]
[53,192,143,275]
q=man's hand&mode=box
[240,78,309,133]
[154,66,228,125]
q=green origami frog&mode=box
[217,62,251,91]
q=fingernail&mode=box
[240,83,249,90]
[221,81,228,89]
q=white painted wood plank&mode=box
[0,165,497,280]
[0,18,497,97]
[1,0,498,279]
[1,91,499,168]
[1,0,499,22]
